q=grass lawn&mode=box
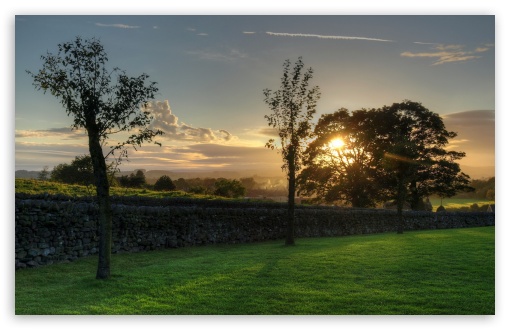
[15,227,494,315]
[429,197,493,211]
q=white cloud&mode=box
[266,31,394,42]
[95,23,140,29]
[401,43,493,65]
[145,100,236,143]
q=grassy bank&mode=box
[15,227,494,315]
[15,178,218,200]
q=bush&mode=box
[213,179,246,198]
[154,175,176,191]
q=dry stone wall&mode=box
[15,195,495,269]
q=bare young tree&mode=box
[27,36,163,279]
[263,57,320,245]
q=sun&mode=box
[328,138,345,149]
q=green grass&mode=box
[429,197,493,211]
[15,227,495,315]
[15,178,221,200]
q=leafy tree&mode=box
[298,108,382,207]
[119,170,147,188]
[38,166,50,181]
[27,37,163,279]
[174,178,189,191]
[299,101,472,234]
[264,57,320,245]
[154,175,176,191]
[374,101,472,233]
[213,178,246,198]
[51,155,95,186]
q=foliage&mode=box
[15,227,494,315]
[51,155,118,186]
[299,101,473,219]
[153,175,176,191]
[213,178,246,198]
[38,166,50,181]
[15,178,218,200]
[298,108,382,207]
[376,101,473,221]
[119,170,147,188]
[27,36,163,279]
[264,57,321,245]
[26,36,163,164]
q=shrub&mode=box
[154,175,176,191]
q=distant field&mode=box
[429,197,493,211]
[14,178,223,200]
[15,227,495,315]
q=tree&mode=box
[213,178,246,198]
[27,37,163,279]
[51,155,95,185]
[154,175,176,191]
[38,166,50,181]
[374,101,472,233]
[119,170,147,188]
[298,101,472,234]
[263,57,320,245]
[298,108,382,207]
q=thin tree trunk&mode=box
[86,119,112,279]
[396,178,405,234]
[286,155,296,246]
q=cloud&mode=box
[401,43,493,65]
[145,100,236,142]
[15,141,90,170]
[176,143,283,168]
[95,23,140,29]
[197,33,208,36]
[266,31,394,42]
[15,127,87,140]
[243,31,256,34]
[255,127,279,137]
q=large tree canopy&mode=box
[298,108,382,208]
[27,36,163,279]
[299,101,473,231]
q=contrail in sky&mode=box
[266,31,394,42]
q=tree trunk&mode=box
[286,154,296,246]
[409,180,420,210]
[396,177,406,234]
[86,119,112,279]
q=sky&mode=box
[14,9,496,179]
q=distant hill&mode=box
[15,170,40,179]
